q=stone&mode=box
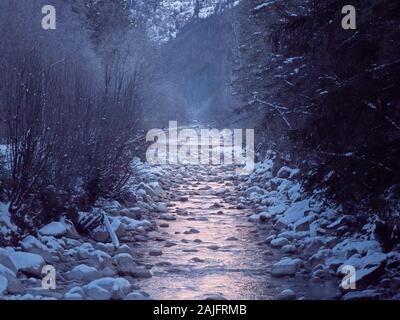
[39,221,67,237]
[91,229,109,243]
[116,244,132,256]
[277,289,296,300]
[129,267,152,279]
[124,292,150,300]
[113,253,138,276]
[159,214,176,221]
[271,258,302,277]
[64,221,81,239]
[127,207,142,220]
[85,284,112,300]
[281,245,297,254]
[66,264,101,282]
[20,236,55,264]
[342,289,381,300]
[88,250,112,269]
[157,203,168,213]
[84,277,131,300]
[270,237,290,248]
[184,228,200,235]
[265,235,276,244]
[8,251,45,277]
[149,249,163,257]
[0,275,8,295]
[0,249,18,273]
[64,287,84,300]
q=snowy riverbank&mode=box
[237,152,400,300]
[1,153,399,300]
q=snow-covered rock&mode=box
[157,202,168,213]
[342,289,381,300]
[84,277,131,300]
[39,221,67,237]
[277,200,311,227]
[0,275,8,295]
[271,258,302,277]
[113,253,138,277]
[0,264,24,294]
[124,292,150,300]
[270,237,290,248]
[64,287,84,300]
[281,245,297,254]
[277,289,296,300]
[88,250,112,269]
[67,264,101,282]
[0,248,18,273]
[7,250,45,277]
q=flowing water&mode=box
[135,164,323,300]
[134,128,338,300]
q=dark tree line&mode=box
[233,0,400,248]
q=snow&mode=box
[84,277,131,300]
[72,264,98,274]
[332,239,382,259]
[254,1,276,11]
[277,199,310,226]
[0,264,16,278]
[21,236,49,252]
[147,0,242,43]
[39,221,67,237]
[40,236,64,252]
[271,257,302,276]
[7,250,45,276]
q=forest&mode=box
[0,0,399,301]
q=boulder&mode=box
[244,186,265,197]
[270,237,290,248]
[271,258,302,277]
[85,284,112,300]
[126,207,142,220]
[39,221,67,237]
[124,292,150,300]
[149,249,163,257]
[277,289,296,300]
[129,267,152,279]
[91,228,110,243]
[0,275,7,295]
[0,264,25,294]
[88,250,112,269]
[113,253,138,276]
[64,287,84,300]
[67,264,101,282]
[157,203,168,213]
[0,249,18,273]
[342,289,381,300]
[8,251,45,277]
[20,236,55,263]
[84,277,131,300]
[281,245,297,254]
[159,214,176,221]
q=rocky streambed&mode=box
[1,154,399,300]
